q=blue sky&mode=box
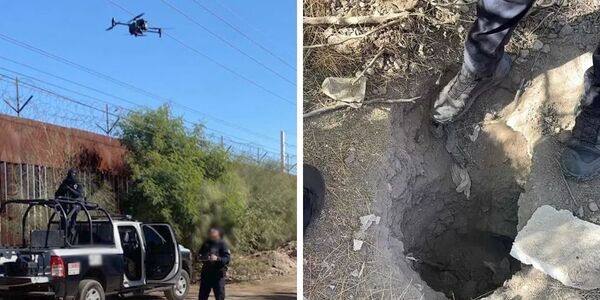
[0,0,296,159]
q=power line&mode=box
[159,0,295,86]
[105,0,295,106]
[0,55,142,108]
[0,32,295,146]
[164,33,295,108]
[189,0,296,71]
[212,0,276,45]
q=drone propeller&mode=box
[128,13,144,22]
[106,17,117,31]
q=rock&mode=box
[375,85,387,95]
[548,33,558,39]
[560,24,574,36]
[366,67,375,76]
[590,202,599,212]
[542,44,551,54]
[511,205,600,290]
[353,239,364,251]
[520,49,530,58]
[532,40,544,51]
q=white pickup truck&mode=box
[0,199,193,300]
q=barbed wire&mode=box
[0,76,296,170]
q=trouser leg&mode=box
[463,0,535,76]
[213,277,225,300]
[198,279,212,300]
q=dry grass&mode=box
[302,0,597,114]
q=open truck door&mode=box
[141,224,181,285]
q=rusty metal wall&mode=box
[0,114,129,246]
[0,113,126,173]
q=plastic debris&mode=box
[353,239,364,251]
[321,77,367,106]
[451,164,471,198]
[350,263,365,278]
[468,124,481,142]
[359,214,381,232]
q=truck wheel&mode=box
[77,279,105,300]
[165,270,190,300]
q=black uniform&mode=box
[55,169,85,238]
[198,239,230,300]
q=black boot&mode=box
[432,54,512,124]
[561,68,600,181]
[303,164,325,231]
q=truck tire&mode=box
[76,279,105,300]
[165,269,190,300]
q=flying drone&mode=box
[106,13,162,37]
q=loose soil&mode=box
[135,275,296,300]
[304,1,600,299]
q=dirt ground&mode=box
[135,275,296,300]
[304,0,600,299]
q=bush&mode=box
[118,105,295,253]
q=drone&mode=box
[106,13,162,37]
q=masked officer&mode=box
[55,168,85,240]
[198,228,230,300]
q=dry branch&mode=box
[303,12,409,26]
[303,96,420,118]
[353,49,386,84]
[304,20,402,49]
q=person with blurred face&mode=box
[198,228,230,300]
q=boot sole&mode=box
[562,166,600,182]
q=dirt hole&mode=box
[389,105,528,299]
[403,188,523,300]
[405,195,522,299]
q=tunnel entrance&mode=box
[400,187,522,299]
[407,214,521,299]
[387,105,529,299]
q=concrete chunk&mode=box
[511,205,600,290]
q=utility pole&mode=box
[3,77,33,117]
[280,130,286,173]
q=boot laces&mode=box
[447,70,480,102]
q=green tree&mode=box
[119,105,236,249]
[118,105,295,252]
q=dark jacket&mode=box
[55,174,84,200]
[198,240,230,276]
